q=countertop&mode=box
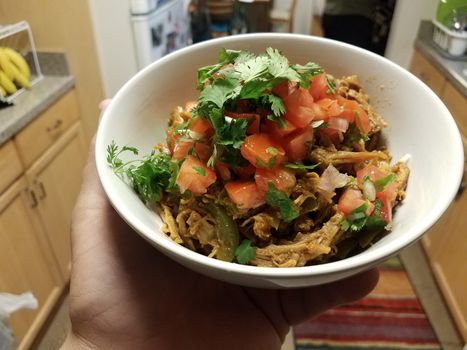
[415,21,467,97]
[0,75,75,146]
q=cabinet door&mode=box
[422,81,467,342]
[0,177,62,349]
[26,122,87,280]
[409,50,446,95]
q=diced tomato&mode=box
[225,181,265,209]
[356,165,387,187]
[317,98,341,117]
[338,188,374,216]
[272,80,298,99]
[309,73,328,100]
[240,133,285,169]
[255,167,296,193]
[189,117,214,138]
[234,163,256,180]
[317,127,343,144]
[376,190,395,222]
[225,111,260,134]
[337,99,371,134]
[354,107,371,135]
[357,165,398,222]
[166,128,180,154]
[215,161,231,181]
[283,126,314,162]
[310,103,328,121]
[194,142,212,162]
[172,140,193,160]
[177,156,216,195]
[264,119,298,139]
[172,140,211,162]
[283,88,315,128]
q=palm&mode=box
[66,152,378,350]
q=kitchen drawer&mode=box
[14,90,80,168]
[0,141,23,195]
[409,50,446,96]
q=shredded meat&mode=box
[310,147,390,167]
[250,213,344,267]
[241,212,280,241]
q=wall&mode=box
[385,0,439,68]
[87,0,139,97]
[0,0,105,142]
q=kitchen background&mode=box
[0,0,465,349]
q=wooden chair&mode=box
[269,0,297,33]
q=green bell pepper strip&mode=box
[207,203,240,262]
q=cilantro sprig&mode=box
[107,141,179,205]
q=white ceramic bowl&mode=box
[96,34,464,288]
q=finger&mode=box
[279,268,379,325]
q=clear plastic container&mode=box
[0,21,43,102]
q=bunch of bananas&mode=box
[0,47,32,98]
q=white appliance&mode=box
[131,0,190,69]
[88,0,190,97]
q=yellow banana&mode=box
[0,84,6,97]
[0,49,16,80]
[1,47,31,80]
[0,70,17,94]
[13,69,32,89]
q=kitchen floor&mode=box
[34,242,464,350]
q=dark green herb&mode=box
[235,239,256,264]
[106,141,178,205]
[374,173,396,192]
[285,163,320,171]
[192,166,206,176]
[265,183,299,223]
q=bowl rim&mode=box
[96,33,465,279]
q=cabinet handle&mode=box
[46,119,63,132]
[26,188,38,208]
[36,181,47,200]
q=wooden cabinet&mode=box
[0,178,62,350]
[409,50,446,95]
[410,49,467,342]
[26,123,86,279]
[0,88,86,348]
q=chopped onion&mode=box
[328,117,349,133]
[362,179,376,201]
[186,130,203,140]
[224,116,233,124]
[319,164,349,193]
[311,120,325,128]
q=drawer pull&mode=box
[26,188,38,208]
[36,181,47,200]
[46,119,63,132]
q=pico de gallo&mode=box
[107,48,409,267]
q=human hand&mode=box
[62,104,379,350]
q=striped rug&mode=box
[294,257,441,350]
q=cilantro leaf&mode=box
[235,55,269,82]
[265,183,299,223]
[266,48,300,81]
[235,239,256,264]
[216,118,249,149]
[326,75,336,94]
[285,163,320,170]
[292,62,323,89]
[262,94,286,117]
[199,76,241,108]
